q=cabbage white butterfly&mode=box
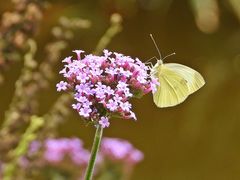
[148,34,205,108]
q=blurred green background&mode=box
[1,0,240,179]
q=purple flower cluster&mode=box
[32,137,143,167]
[101,138,144,165]
[44,138,90,166]
[10,137,143,180]
[57,50,159,128]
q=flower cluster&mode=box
[44,138,90,166]
[39,137,143,166]
[101,138,144,165]
[57,50,159,128]
[0,138,143,180]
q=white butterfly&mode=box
[148,34,205,108]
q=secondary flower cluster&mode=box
[0,138,143,179]
[41,137,143,166]
[101,138,143,165]
[57,50,159,128]
[44,138,90,166]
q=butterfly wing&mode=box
[164,63,205,94]
[152,64,189,108]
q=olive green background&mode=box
[1,1,240,180]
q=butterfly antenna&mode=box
[150,34,162,60]
[162,52,176,61]
[145,56,157,63]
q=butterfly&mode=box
[148,34,205,108]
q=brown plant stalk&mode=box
[0,17,91,162]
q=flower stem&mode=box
[85,125,103,180]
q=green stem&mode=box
[3,116,44,180]
[85,125,103,180]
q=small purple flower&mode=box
[99,117,110,128]
[74,61,86,70]
[113,94,123,103]
[95,89,106,99]
[56,81,68,91]
[96,82,106,89]
[109,57,116,64]
[90,68,103,76]
[76,84,88,93]
[79,107,92,118]
[106,67,117,76]
[74,93,88,103]
[85,88,94,95]
[137,76,147,84]
[72,103,82,110]
[77,73,89,83]
[120,101,132,112]
[123,88,133,97]
[104,86,114,95]
[117,81,128,90]
[82,100,92,108]
[106,99,118,111]
[124,70,132,78]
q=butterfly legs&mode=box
[145,56,158,68]
[145,62,154,68]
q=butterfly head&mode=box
[157,59,163,65]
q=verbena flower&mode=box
[100,137,144,165]
[44,138,90,166]
[57,49,159,128]
[13,137,142,179]
[99,117,110,128]
[22,138,101,179]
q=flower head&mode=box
[44,138,90,166]
[100,138,144,165]
[57,49,159,127]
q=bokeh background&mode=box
[1,0,240,179]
